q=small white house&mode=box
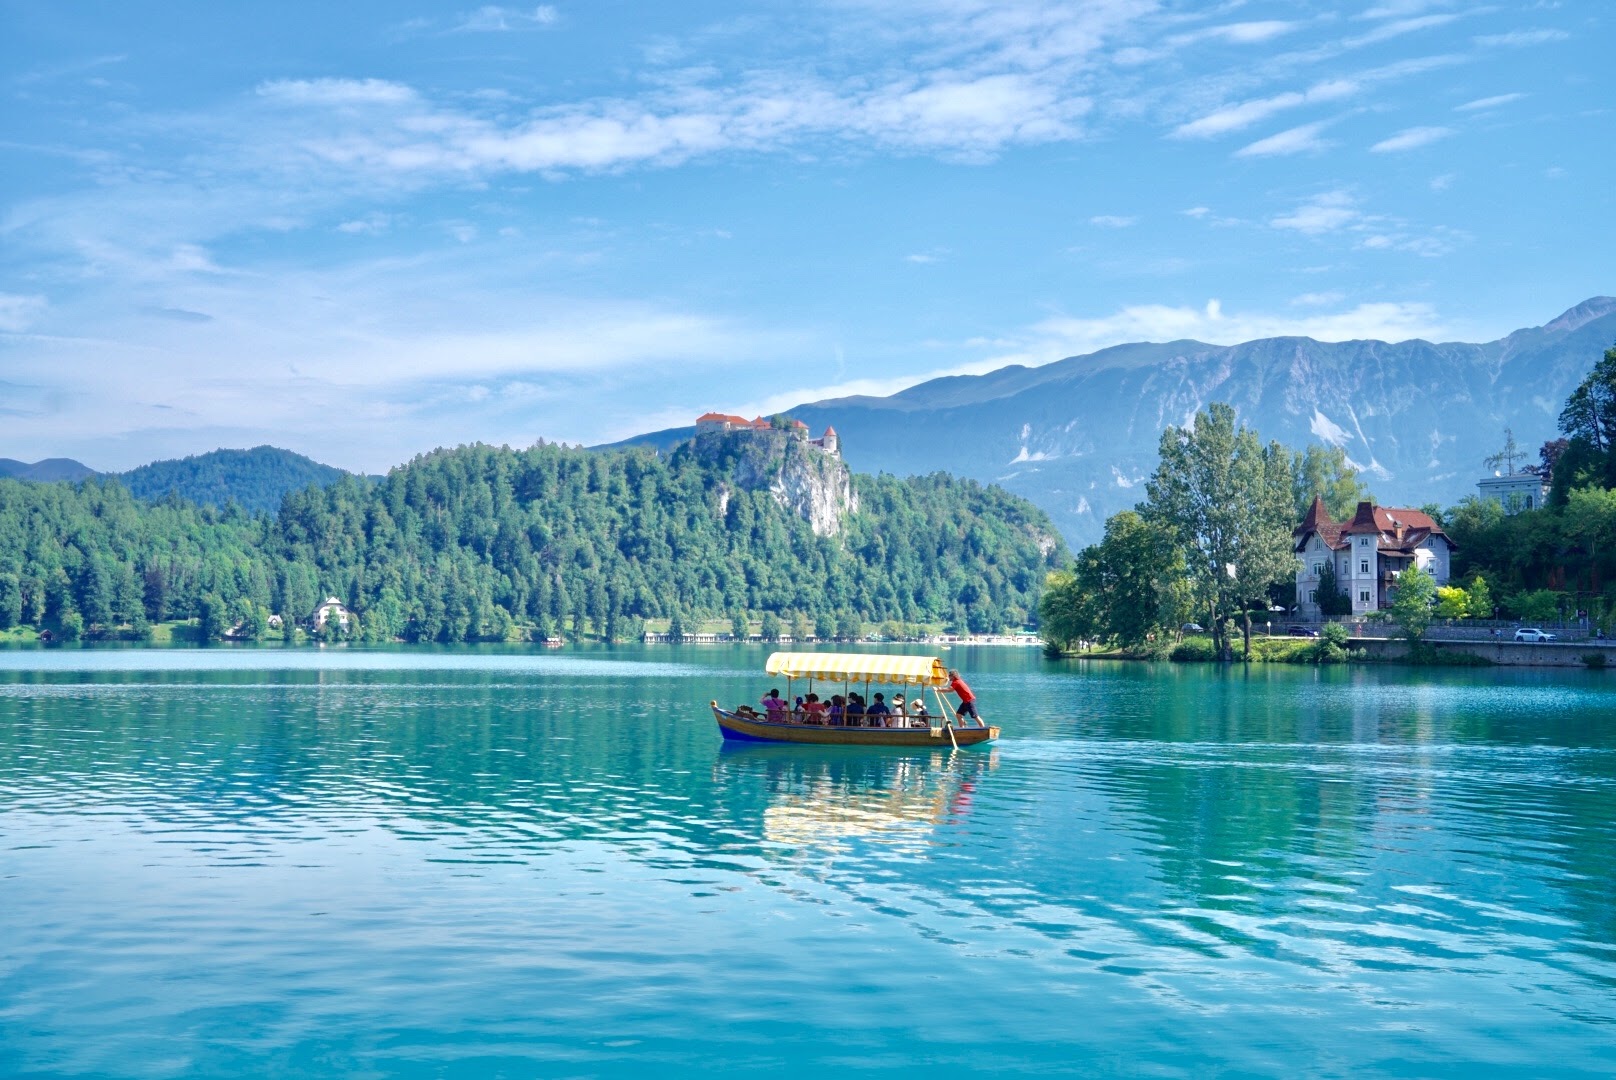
[1293,499,1456,619]
[312,596,352,630]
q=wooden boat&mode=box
[711,651,998,747]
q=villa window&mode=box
[1359,590,1371,603]
[1313,562,1323,575]
[1309,590,1317,603]
[1360,559,1369,574]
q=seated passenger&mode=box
[760,688,787,719]
[827,695,846,726]
[908,696,930,727]
[865,693,891,727]
[845,693,865,726]
[801,693,828,724]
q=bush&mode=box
[1582,652,1607,670]
[1170,636,1218,662]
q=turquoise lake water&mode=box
[1,645,1614,1078]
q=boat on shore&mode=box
[710,651,998,747]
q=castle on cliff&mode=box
[695,413,839,456]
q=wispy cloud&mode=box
[1237,121,1333,158]
[1268,189,1459,256]
[1089,214,1136,228]
[1474,29,1569,48]
[1370,125,1452,152]
[1345,14,1460,48]
[453,5,559,32]
[1171,79,1356,138]
[1270,190,1360,235]
[1455,92,1525,111]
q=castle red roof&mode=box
[822,426,837,437]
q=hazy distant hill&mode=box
[0,457,99,483]
[615,297,1616,547]
[119,446,351,515]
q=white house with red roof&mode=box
[1293,498,1455,619]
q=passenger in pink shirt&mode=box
[760,688,787,718]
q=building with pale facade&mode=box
[1477,472,1547,514]
[1293,499,1455,620]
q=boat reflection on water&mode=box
[714,744,998,850]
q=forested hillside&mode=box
[119,446,351,515]
[0,442,1064,643]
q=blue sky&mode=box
[2,0,1611,472]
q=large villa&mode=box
[1293,498,1455,620]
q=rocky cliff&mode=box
[690,426,856,537]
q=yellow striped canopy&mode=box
[764,652,949,687]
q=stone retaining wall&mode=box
[1355,637,1612,668]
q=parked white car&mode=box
[1513,628,1557,643]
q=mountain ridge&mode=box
[603,297,1616,547]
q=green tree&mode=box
[1509,589,1563,622]
[59,610,84,642]
[729,611,747,641]
[198,593,229,643]
[835,612,863,642]
[1558,343,1616,453]
[1042,510,1181,650]
[0,572,21,630]
[760,611,783,642]
[1315,559,1352,619]
[1465,575,1494,621]
[1291,445,1374,522]
[1145,403,1295,660]
[1385,565,1437,644]
[1434,586,1470,620]
[667,608,686,643]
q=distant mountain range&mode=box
[0,446,353,516]
[0,458,100,483]
[608,297,1616,547]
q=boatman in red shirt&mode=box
[946,669,979,723]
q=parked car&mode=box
[1513,628,1557,643]
[1286,624,1320,638]
[1181,622,1205,633]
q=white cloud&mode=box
[1370,125,1453,152]
[453,5,559,32]
[1089,214,1135,228]
[337,213,392,234]
[904,253,939,264]
[1270,190,1359,234]
[1182,206,1211,218]
[1291,291,1345,307]
[1205,21,1297,44]
[1474,29,1569,48]
[1430,173,1455,191]
[1236,121,1332,157]
[1360,1,1452,17]
[257,78,417,107]
[0,293,49,332]
[1345,14,1460,48]
[1172,79,1356,138]
[1456,92,1525,111]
